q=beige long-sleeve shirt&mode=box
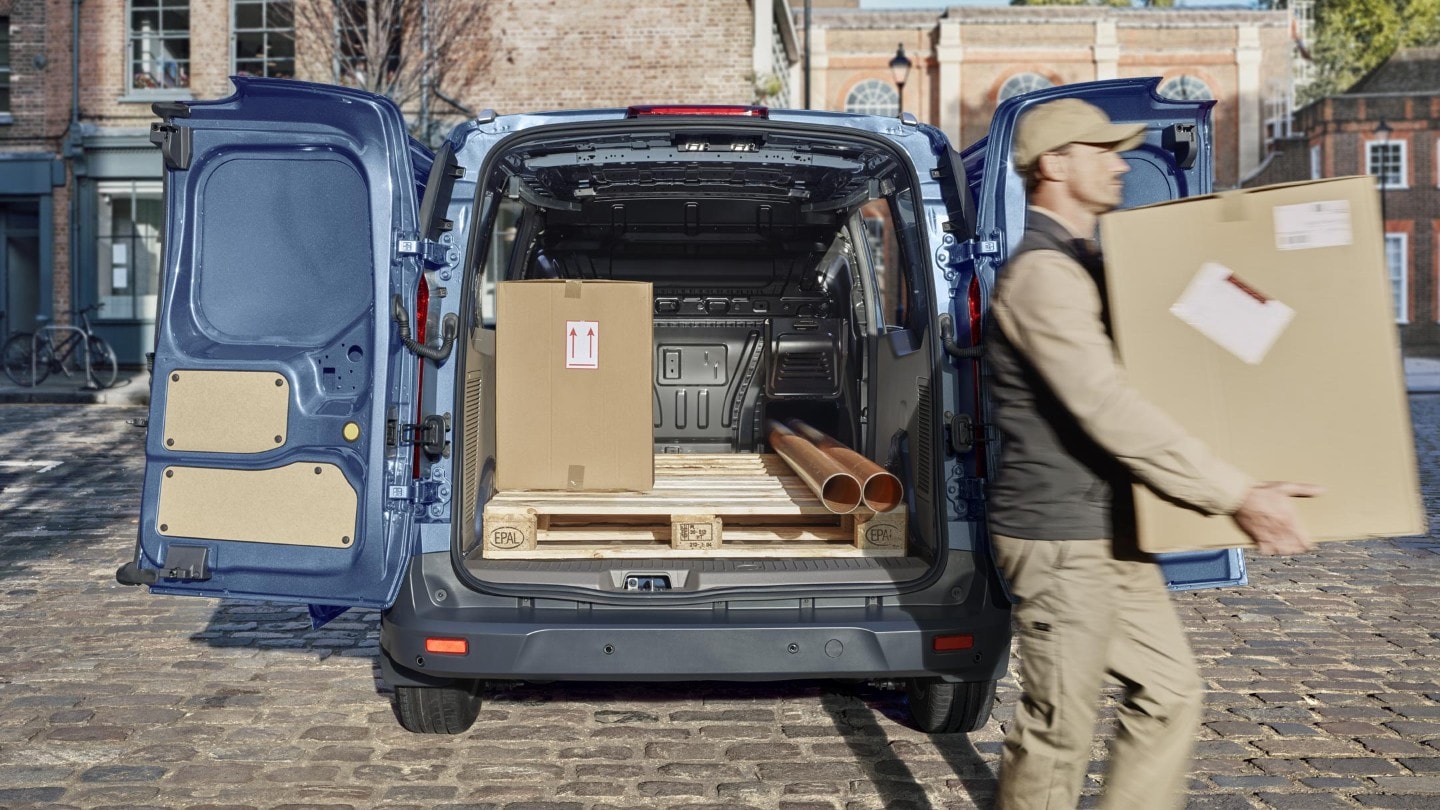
[990,206,1254,516]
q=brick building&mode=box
[2,0,1299,363]
[1250,48,1440,356]
[0,0,799,364]
[801,3,1296,190]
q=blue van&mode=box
[118,76,1245,734]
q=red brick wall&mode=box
[469,0,756,113]
[1296,95,1440,355]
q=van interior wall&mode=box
[456,145,937,562]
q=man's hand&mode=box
[1233,482,1325,555]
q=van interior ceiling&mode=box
[456,123,944,589]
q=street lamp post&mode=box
[1375,118,1392,227]
[889,44,912,118]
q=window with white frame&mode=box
[1385,233,1407,323]
[998,73,1053,102]
[1310,144,1322,180]
[845,79,899,117]
[129,0,190,92]
[1158,75,1214,101]
[0,17,11,117]
[233,0,295,79]
[1367,139,1406,188]
[98,182,164,321]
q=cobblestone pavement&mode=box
[0,400,1437,810]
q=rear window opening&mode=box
[449,121,945,595]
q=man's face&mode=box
[1055,142,1130,213]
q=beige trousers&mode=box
[992,535,1205,810]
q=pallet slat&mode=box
[482,454,907,559]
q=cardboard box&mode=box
[1099,176,1425,552]
[495,280,654,491]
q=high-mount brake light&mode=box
[626,105,768,118]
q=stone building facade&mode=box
[802,5,1295,191]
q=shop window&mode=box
[129,0,190,92]
[1158,75,1213,101]
[844,80,898,117]
[1385,233,1407,324]
[98,182,164,321]
[233,0,295,79]
[1367,139,1406,189]
[998,73,1053,102]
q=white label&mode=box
[1170,262,1295,365]
[565,320,599,369]
[1273,199,1353,251]
[112,243,128,265]
[112,266,129,291]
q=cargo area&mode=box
[452,119,944,592]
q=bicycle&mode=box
[1,303,119,389]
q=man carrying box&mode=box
[985,98,1323,810]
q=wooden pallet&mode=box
[481,454,907,559]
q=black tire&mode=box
[393,681,483,734]
[905,677,997,734]
[85,337,118,389]
[1,333,48,386]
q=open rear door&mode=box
[119,77,433,610]
[955,78,1247,590]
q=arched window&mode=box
[1159,75,1214,101]
[845,79,899,117]
[997,73,1054,101]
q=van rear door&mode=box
[956,77,1247,590]
[118,78,433,610]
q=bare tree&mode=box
[294,0,494,143]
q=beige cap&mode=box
[1013,98,1146,170]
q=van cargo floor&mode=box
[480,454,908,560]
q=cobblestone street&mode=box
[0,400,1437,809]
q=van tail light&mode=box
[626,105,768,118]
[424,637,468,655]
[932,634,975,652]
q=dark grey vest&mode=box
[984,209,1133,541]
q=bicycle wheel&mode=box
[1,333,49,386]
[85,336,119,389]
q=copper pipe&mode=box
[765,420,862,514]
[785,419,904,513]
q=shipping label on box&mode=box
[495,280,654,492]
[1099,176,1425,552]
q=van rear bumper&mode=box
[378,556,1012,686]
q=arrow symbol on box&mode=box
[569,328,577,356]
[587,328,595,355]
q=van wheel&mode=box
[393,681,483,734]
[905,677,996,734]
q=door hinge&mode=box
[149,122,193,171]
[956,237,1001,261]
[385,413,451,459]
[947,413,997,455]
[397,237,451,267]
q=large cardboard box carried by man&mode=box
[495,279,654,492]
[1099,176,1425,553]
